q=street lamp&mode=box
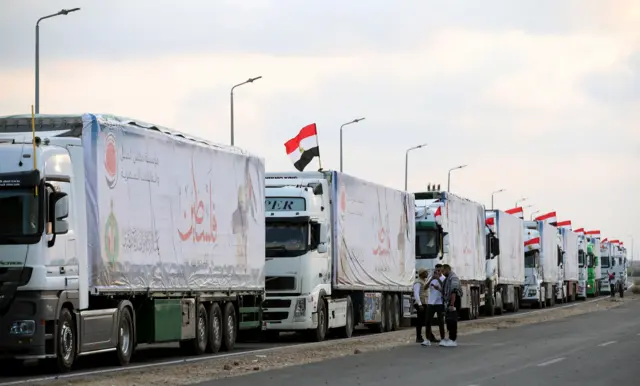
[230,76,262,146]
[339,117,365,172]
[515,197,528,207]
[447,165,467,192]
[491,188,506,210]
[404,143,427,191]
[629,235,635,261]
[530,209,540,220]
[35,8,81,114]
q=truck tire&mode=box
[115,307,134,365]
[391,294,400,331]
[384,294,393,332]
[221,302,237,351]
[487,294,496,316]
[207,303,223,353]
[337,296,354,338]
[308,299,328,342]
[54,307,76,373]
[187,303,209,355]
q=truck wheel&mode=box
[384,294,394,332]
[486,295,495,316]
[115,307,134,365]
[391,294,400,331]
[337,296,354,338]
[221,302,237,351]
[308,299,328,342]
[207,303,223,353]
[55,307,76,372]
[187,303,208,355]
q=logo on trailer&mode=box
[104,132,118,189]
[104,200,120,266]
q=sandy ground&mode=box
[31,296,635,386]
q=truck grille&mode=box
[263,311,289,321]
[262,299,292,309]
[265,276,296,291]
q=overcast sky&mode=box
[1,0,639,255]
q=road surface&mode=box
[198,298,639,386]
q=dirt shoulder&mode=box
[32,296,636,386]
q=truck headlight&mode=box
[10,320,35,336]
[294,298,306,317]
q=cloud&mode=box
[1,1,638,249]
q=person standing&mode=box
[608,272,615,297]
[425,264,446,345]
[441,264,462,347]
[413,267,429,344]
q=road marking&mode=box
[0,295,612,386]
[598,340,617,347]
[537,357,566,367]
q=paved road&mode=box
[199,298,639,386]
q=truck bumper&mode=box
[521,285,540,302]
[577,280,587,298]
[0,291,58,359]
[261,295,316,331]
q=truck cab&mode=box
[414,191,444,274]
[262,172,331,339]
[523,222,544,307]
[577,233,587,299]
[586,236,601,297]
[0,121,82,364]
[600,242,612,294]
[556,229,567,303]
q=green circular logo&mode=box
[104,201,119,266]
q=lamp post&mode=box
[35,8,81,114]
[230,76,262,146]
[491,188,506,210]
[339,117,365,172]
[530,209,540,220]
[629,235,635,261]
[515,197,528,208]
[404,143,427,191]
[447,165,467,192]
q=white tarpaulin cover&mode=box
[539,222,559,282]
[496,210,525,284]
[331,172,415,290]
[440,193,486,281]
[562,229,579,281]
[82,114,266,292]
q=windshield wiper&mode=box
[266,246,288,251]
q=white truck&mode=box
[522,221,560,308]
[575,229,588,299]
[261,171,415,342]
[600,240,612,295]
[584,230,602,297]
[414,191,486,320]
[0,114,266,372]
[484,210,525,315]
[560,228,579,302]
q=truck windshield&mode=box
[0,188,40,244]
[578,250,585,268]
[524,250,537,268]
[601,256,610,268]
[415,229,438,259]
[587,253,595,268]
[266,222,308,257]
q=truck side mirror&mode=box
[441,234,449,257]
[490,235,500,257]
[49,191,69,235]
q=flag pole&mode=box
[314,123,323,171]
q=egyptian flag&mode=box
[284,123,320,171]
[557,220,572,231]
[505,207,524,219]
[535,211,557,225]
